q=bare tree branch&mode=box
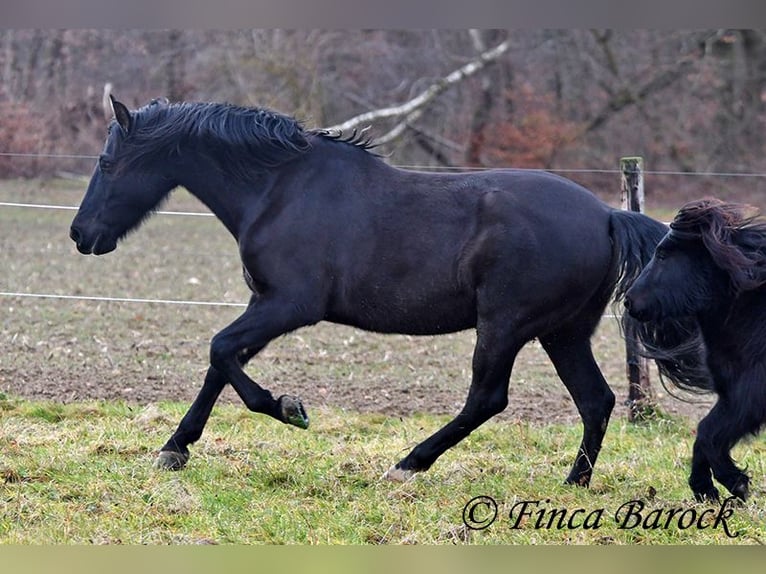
[324,39,510,139]
[582,58,696,135]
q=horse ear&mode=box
[109,95,132,132]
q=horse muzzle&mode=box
[623,291,653,322]
[69,225,116,255]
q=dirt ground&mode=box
[0,311,714,427]
[0,179,715,428]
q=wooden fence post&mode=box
[620,157,655,422]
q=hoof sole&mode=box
[280,395,309,429]
[154,450,189,471]
[382,465,416,482]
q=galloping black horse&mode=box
[70,96,691,487]
[626,198,766,501]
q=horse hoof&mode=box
[154,450,189,471]
[279,395,309,429]
[564,474,591,488]
[382,465,416,482]
[730,478,750,502]
[693,487,720,503]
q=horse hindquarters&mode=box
[385,208,617,482]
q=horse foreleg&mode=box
[155,365,228,470]
[384,322,522,481]
[540,332,615,487]
[694,373,763,501]
[208,296,316,429]
[155,295,315,470]
[688,428,719,502]
[691,400,752,502]
[155,347,258,470]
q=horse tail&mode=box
[608,209,714,394]
[608,209,667,303]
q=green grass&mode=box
[0,396,764,545]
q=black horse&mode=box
[626,198,766,501]
[70,96,691,487]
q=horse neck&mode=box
[699,287,766,354]
[174,154,274,239]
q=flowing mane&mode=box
[670,198,766,293]
[120,100,376,177]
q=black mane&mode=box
[316,127,378,151]
[121,100,376,177]
[671,198,766,293]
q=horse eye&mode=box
[98,156,114,172]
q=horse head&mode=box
[70,96,177,255]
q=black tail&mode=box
[608,210,713,394]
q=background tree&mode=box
[0,29,764,207]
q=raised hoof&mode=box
[382,465,416,483]
[279,395,309,429]
[154,450,189,471]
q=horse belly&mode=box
[327,280,477,336]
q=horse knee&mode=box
[209,334,233,370]
[474,389,508,419]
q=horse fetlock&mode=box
[154,450,189,471]
[278,395,309,429]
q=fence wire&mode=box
[1,149,764,312]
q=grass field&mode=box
[1,395,765,544]
[1,178,764,545]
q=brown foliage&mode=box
[0,102,49,178]
[480,86,582,169]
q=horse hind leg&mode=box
[384,319,524,481]
[540,328,615,487]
